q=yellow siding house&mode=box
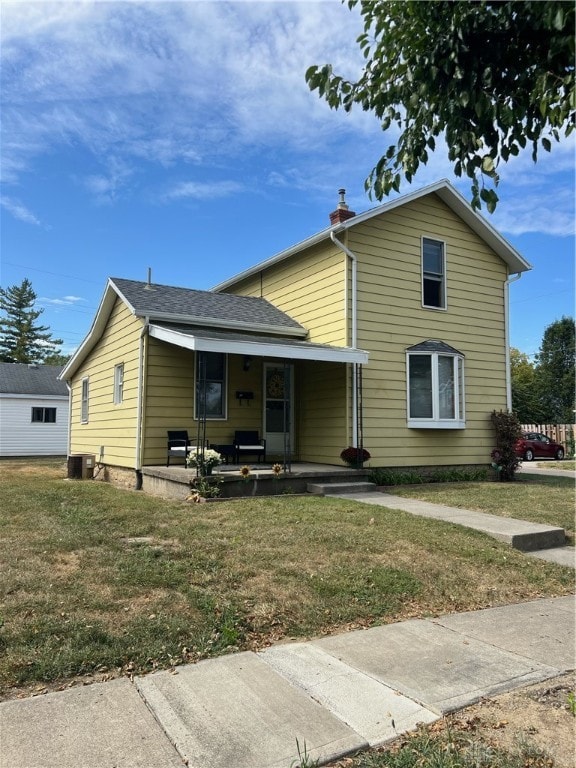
[60,180,530,486]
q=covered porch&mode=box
[142,323,368,469]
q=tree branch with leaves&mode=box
[306,0,574,211]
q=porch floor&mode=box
[146,462,364,480]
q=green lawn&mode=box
[0,460,573,697]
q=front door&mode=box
[264,363,294,456]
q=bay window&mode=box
[407,341,465,428]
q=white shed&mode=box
[0,363,69,456]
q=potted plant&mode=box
[186,448,222,476]
[340,446,371,468]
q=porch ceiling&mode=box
[149,323,369,364]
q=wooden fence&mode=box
[520,424,574,445]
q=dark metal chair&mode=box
[167,430,191,466]
[167,431,210,466]
[233,431,266,464]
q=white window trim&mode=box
[421,236,447,310]
[81,377,89,424]
[194,352,228,421]
[114,363,124,405]
[406,351,465,429]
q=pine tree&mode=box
[0,279,64,364]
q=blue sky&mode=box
[1,1,574,361]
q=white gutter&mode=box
[330,230,359,446]
[135,319,149,472]
[505,273,522,410]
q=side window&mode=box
[422,237,446,309]
[81,378,89,424]
[31,407,56,423]
[114,363,124,404]
[195,352,227,419]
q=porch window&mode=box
[407,342,465,428]
[81,378,89,423]
[195,352,226,419]
[422,237,446,309]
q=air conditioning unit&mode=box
[67,454,95,480]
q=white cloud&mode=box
[40,295,85,306]
[491,188,575,237]
[161,180,244,202]
[0,0,574,236]
[1,2,368,189]
[79,155,135,203]
[0,195,41,225]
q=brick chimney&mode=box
[329,188,356,225]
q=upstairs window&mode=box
[407,341,465,428]
[195,352,227,419]
[113,363,124,404]
[422,237,446,309]
[31,407,56,423]
[81,378,89,423]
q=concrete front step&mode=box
[307,482,377,495]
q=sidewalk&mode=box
[1,595,574,768]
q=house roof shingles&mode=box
[111,278,305,334]
[0,363,69,396]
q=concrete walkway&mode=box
[332,490,574,567]
[318,469,574,568]
[1,595,574,768]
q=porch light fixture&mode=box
[243,355,252,372]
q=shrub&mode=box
[491,410,522,481]
[189,476,223,499]
[368,467,489,486]
[368,468,424,485]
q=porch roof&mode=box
[149,323,369,364]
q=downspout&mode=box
[135,318,149,483]
[65,381,72,458]
[505,273,522,411]
[330,230,358,446]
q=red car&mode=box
[515,432,565,461]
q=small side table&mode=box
[211,444,236,464]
